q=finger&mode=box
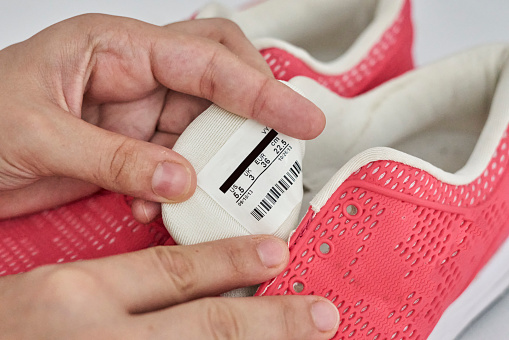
[0,177,99,219]
[133,296,339,340]
[30,107,196,204]
[157,91,210,136]
[151,91,210,149]
[148,26,325,139]
[81,15,323,139]
[91,87,167,141]
[150,131,179,149]
[77,235,289,313]
[131,198,161,223]
[167,18,273,77]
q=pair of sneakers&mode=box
[3,1,506,339]
[166,1,509,340]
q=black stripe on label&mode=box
[220,129,278,193]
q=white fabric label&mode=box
[198,119,303,235]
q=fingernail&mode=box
[141,200,162,222]
[311,300,340,332]
[152,162,191,201]
[140,200,150,222]
[256,238,287,268]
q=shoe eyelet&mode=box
[319,242,331,254]
[315,240,334,258]
[292,281,305,293]
[346,205,358,215]
[343,202,361,217]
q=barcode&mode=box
[251,161,302,221]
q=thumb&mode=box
[36,112,196,203]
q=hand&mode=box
[0,236,339,339]
[0,14,325,221]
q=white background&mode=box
[0,0,508,338]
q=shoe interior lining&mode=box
[234,0,377,62]
[198,0,405,71]
[250,0,404,73]
[289,45,509,213]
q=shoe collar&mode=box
[197,0,407,74]
[291,45,509,212]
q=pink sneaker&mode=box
[197,0,414,96]
[0,192,173,276]
[255,45,509,340]
[0,1,415,276]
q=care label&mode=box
[198,119,303,235]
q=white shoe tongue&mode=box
[162,82,306,245]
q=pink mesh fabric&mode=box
[256,128,509,339]
[0,191,174,276]
[0,0,415,275]
[264,0,414,96]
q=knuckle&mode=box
[199,45,224,100]
[250,78,271,121]
[222,243,247,277]
[272,297,317,339]
[65,13,110,40]
[213,18,243,36]
[277,298,295,337]
[17,110,55,154]
[75,13,107,24]
[74,13,106,21]
[104,137,138,186]
[34,265,100,307]
[151,246,198,295]
[203,299,243,340]
[201,18,243,40]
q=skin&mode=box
[0,14,325,222]
[0,236,339,339]
[0,14,338,339]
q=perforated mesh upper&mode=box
[256,126,509,339]
[0,192,173,276]
[0,0,414,275]
[260,0,413,97]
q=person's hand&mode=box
[0,14,325,221]
[0,235,339,339]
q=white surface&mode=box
[1,0,508,338]
[413,0,509,66]
[162,103,304,246]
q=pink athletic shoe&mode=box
[0,1,415,276]
[197,0,414,96]
[255,45,509,340]
[0,192,174,276]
